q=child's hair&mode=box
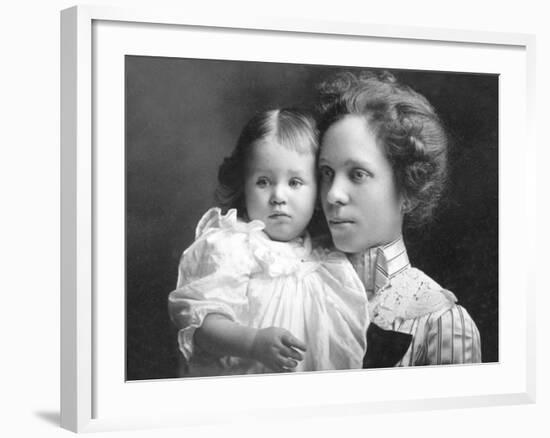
[215,108,319,217]
[317,70,448,228]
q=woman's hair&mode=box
[215,108,318,216]
[317,70,448,227]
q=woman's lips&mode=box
[328,218,355,227]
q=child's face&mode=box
[244,140,317,242]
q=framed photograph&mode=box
[61,5,536,433]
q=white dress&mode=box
[168,207,369,376]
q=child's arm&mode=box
[195,314,307,372]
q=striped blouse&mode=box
[349,237,482,367]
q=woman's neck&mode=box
[347,237,410,297]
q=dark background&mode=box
[125,56,498,380]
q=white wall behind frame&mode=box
[0,0,547,437]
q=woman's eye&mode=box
[318,166,334,182]
[350,168,370,182]
[289,178,303,188]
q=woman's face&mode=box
[319,115,404,253]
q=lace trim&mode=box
[369,267,457,329]
[194,207,316,277]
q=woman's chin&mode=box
[331,233,382,254]
[331,235,362,253]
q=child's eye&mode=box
[350,168,371,182]
[318,166,334,182]
[256,177,270,187]
[289,178,303,189]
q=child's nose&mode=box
[270,184,287,205]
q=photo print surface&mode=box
[125,56,498,380]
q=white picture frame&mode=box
[60,4,536,433]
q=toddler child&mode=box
[168,109,369,376]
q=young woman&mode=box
[316,71,481,367]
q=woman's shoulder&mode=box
[423,302,478,332]
[392,267,457,300]
[391,268,480,329]
[421,302,482,363]
[375,267,458,323]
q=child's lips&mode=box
[269,212,291,221]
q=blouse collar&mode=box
[348,236,411,297]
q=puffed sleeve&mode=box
[424,305,482,364]
[167,208,261,361]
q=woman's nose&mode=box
[326,177,349,206]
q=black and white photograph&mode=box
[125,57,498,380]
[5,0,548,435]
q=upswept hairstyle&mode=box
[317,70,448,227]
[215,108,318,217]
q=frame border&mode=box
[60,4,536,433]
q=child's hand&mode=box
[250,327,307,372]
